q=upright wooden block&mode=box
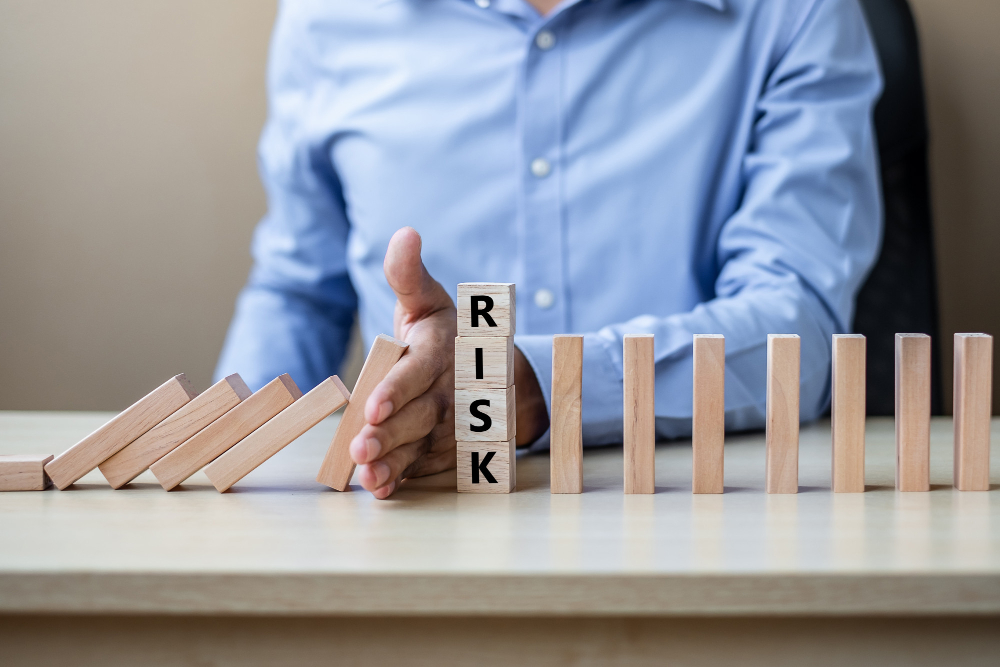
[316,334,409,491]
[150,374,301,491]
[953,333,992,491]
[766,334,799,494]
[99,374,252,489]
[624,334,655,494]
[206,376,351,493]
[45,374,197,490]
[0,455,53,491]
[454,386,516,442]
[457,283,515,337]
[455,336,514,389]
[551,335,583,494]
[895,333,931,492]
[457,438,516,493]
[692,334,724,494]
[832,334,866,493]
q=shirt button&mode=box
[474,0,490,7]
[535,30,556,50]
[530,158,551,178]
[534,288,555,309]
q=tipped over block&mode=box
[457,439,516,493]
[551,335,583,494]
[457,283,515,337]
[99,374,252,489]
[832,335,866,493]
[455,386,516,442]
[954,333,992,491]
[206,376,351,492]
[624,334,655,494]
[0,455,54,491]
[895,333,931,492]
[317,334,409,491]
[692,334,725,494]
[766,334,799,494]
[455,336,514,389]
[45,374,197,490]
[150,374,302,491]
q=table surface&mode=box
[0,412,998,616]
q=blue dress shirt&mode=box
[216,0,883,448]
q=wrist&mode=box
[514,347,549,446]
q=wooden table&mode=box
[1,412,998,666]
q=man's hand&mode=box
[350,227,549,498]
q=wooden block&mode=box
[832,334,866,493]
[150,374,301,491]
[45,374,197,490]
[206,376,351,493]
[692,334,724,494]
[551,334,583,494]
[457,439,516,493]
[455,336,514,389]
[0,455,54,491]
[766,334,799,494]
[455,385,516,442]
[457,283,515,337]
[99,374,252,489]
[316,334,409,491]
[953,333,992,491]
[624,334,655,494]
[895,333,931,492]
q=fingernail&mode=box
[372,461,390,488]
[350,435,379,463]
[375,481,396,500]
[376,401,393,423]
[365,437,381,460]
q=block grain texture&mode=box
[454,336,514,389]
[99,374,252,489]
[317,334,409,491]
[0,455,53,491]
[766,335,799,494]
[150,374,301,491]
[454,386,516,443]
[692,335,725,494]
[895,334,931,492]
[832,335,866,493]
[456,283,515,337]
[953,333,992,491]
[206,376,350,492]
[45,374,197,490]
[624,334,655,494]
[550,335,583,494]
[457,439,516,493]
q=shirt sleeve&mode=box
[517,0,883,449]
[214,4,357,392]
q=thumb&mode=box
[384,227,453,318]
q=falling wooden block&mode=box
[99,374,252,489]
[832,334,866,493]
[624,334,655,494]
[455,336,514,389]
[457,283,515,337]
[766,334,799,494]
[316,334,409,491]
[692,334,724,494]
[457,439,516,493]
[454,386,516,443]
[0,455,54,491]
[953,333,992,491]
[206,376,351,492]
[895,333,931,492]
[45,374,197,490]
[551,334,583,494]
[150,374,301,491]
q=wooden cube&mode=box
[895,333,931,492]
[457,283,515,337]
[457,439,516,493]
[953,333,992,491]
[766,334,799,494]
[455,386,516,442]
[455,336,514,389]
[0,455,53,491]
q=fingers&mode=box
[365,327,453,425]
[356,438,430,497]
[350,390,448,464]
[384,227,453,319]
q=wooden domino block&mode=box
[45,374,197,490]
[317,334,409,491]
[551,334,583,494]
[0,455,53,491]
[832,334,866,493]
[454,386,516,443]
[624,334,655,494]
[895,333,931,492]
[150,374,301,491]
[692,334,724,494]
[455,336,514,389]
[457,439,516,493]
[766,334,799,494]
[99,374,252,489]
[457,283,515,337]
[206,376,351,492]
[953,333,992,491]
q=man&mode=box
[216,0,883,499]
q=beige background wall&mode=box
[0,0,998,412]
